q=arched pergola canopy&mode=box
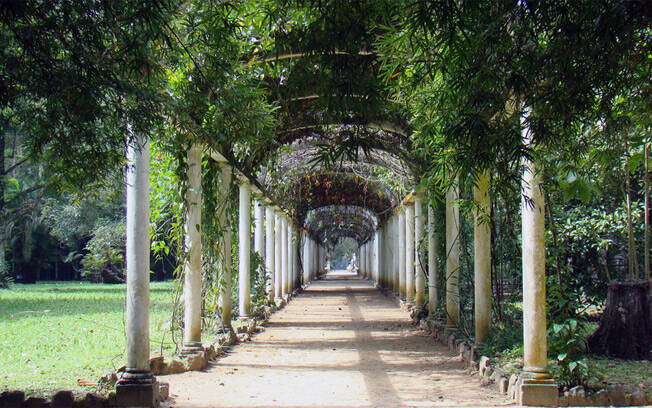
[304,205,378,246]
[209,2,421,243]
[256,134,414,243]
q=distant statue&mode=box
[347,253,357,273]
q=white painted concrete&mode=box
[219,163,233,328]
[265,206,275,302]
[405,204,415,302]
[238,181,252,318]
[521,110,549,377]
[415,197,425,308]
[428,204,439,314]
[125,133,151,371]
[183,144,203,351]
[474,171,491,344]
[274,211,282,299]
[446,180,460,328]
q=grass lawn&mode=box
[589,357,652,390]
[0,281,178,397]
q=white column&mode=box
[398,208,406,299]
[320,245,325,274]
[238,181,252,318]
[376,225,385,287]
[446,179,460,329]
[254,199,264,257]
[314,241,319,278]
[274,211,282,299]
[518,107,558,406]
[365,244,370,278]
[219,163,233,329]
[382,224,388,288]
[123,133,151,375]
[374,231,381,284]
[303,232,310,284]
[182,144,203,354]
[393,215,400,293]
[386,220,393,289]
[307,239,313,280]
[265,206,275,302]
[289,221,295,292]
[118,133,156,406]
[521,112,549,378]
[281,217,288,297]
[361,244,366,277]
[311,240,316,279]
[289,223,296,291]
[428,203,439,314]
[405,203,415,302]
[370,237,375,281]
[370,240,375,280]
[415,196,425,308]
[369,243,374,280]
[474,171,492,344]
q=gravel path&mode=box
[161,271,514,407]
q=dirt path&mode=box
[161,271,514,407]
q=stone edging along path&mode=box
[0,291,298,408]
[400,297,652,407]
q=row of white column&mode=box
[233,179,325,321]
[372,143,550,392]
[358,231,381,282]
[374,196,428,308]
[372,181,498,343]
[118,142,326,405]
[120,114,551,403]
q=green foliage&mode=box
[548,318,594,389]
[249,251,270,317]
[478,302,523,358]
[331,237,357,269]
[0,268,11,289]
[547,278,595,388]
[80,219,126,283]
[1,0,178,190]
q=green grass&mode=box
[0,281,178,397]
[589,357,652,389]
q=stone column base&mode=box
[518,378,559,407]
[179,341,203,357]
[444,324,458,334]
[116,371,158,408]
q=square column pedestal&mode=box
[518,376,558,407]
[116,371,159,407]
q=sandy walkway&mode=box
[161,271,514,407]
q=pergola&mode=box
[117,4,554,406]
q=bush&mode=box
[479,302,523,357]
[0,266,12,288]
[547,276,596,388]
[80,219,126,283]
[250,251,270,316]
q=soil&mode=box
[160,271,515,407]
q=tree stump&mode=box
[588,279,651,359]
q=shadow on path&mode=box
[161,271,514,407]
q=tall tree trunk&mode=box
[588,280,651,359]
[0,124,6,279]
[626,152,636,280]
[645,141,649,280]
